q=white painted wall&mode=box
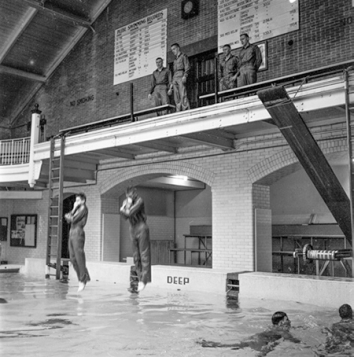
[271,165,349,224]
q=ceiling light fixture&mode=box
[171,175,188,181]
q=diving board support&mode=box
[258,86,352,247]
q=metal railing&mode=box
[0,137,31,165]
[199,59,354,104]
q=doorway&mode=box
[62,194,76,259]
[188,49,217,108]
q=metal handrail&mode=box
[199,59,354,102]
[0,137,31,165]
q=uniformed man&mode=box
[148,57,172,116]
[219,44,238,91]
[233,33,262,87]
[168,43,191,111]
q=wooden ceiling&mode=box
[0,0,111,128]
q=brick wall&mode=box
[2,136,349,270]
[10,0,354,138]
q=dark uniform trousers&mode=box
[130,221,151,285]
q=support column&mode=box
[28,104,41,188]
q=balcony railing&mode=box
[57,60,354,137]
[0,137,31,165]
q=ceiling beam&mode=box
[10,0,112,127]
[64,158,97,171]
[71,154,99,165]
[42,168,96,182]
[97,148,135,160]
[0,65,46,82]
[0,7,37,63]
[21,0,91,27]
[45,0,112,78]
[182,132,235,150]
[137,141,177,153]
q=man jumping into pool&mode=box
[120,186,151,293]
[198,311,300,356]
[64,192,90,293]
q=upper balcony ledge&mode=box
[0,163,30,182]
[33,74,349,161]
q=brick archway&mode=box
[248,139,347,185]
[99,161,215,196]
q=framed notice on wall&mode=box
[113,9,167,85]
[217,0,299,53]
[0,217,8,241]
[10,215,37,248]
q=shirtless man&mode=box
[120,186,151,293]
[64,192,90,293]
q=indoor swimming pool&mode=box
[0,273,352,356]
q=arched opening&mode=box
[252,150,350,277]
[270,158,350,277]
[101,174,212,267]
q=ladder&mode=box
[45,135,65,279]
[344,66,354,278]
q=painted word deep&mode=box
[167,276,189,285]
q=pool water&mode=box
[0,273,352,356]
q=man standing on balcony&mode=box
[148,57,172,116]
[168,43,191,111]
[233,33,262,87]
[120,186,151,293]
[64,192,90,293]
[219,44,238,91]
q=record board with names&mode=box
[114,9,167,85]
[218,0,299,53]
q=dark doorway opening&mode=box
[62,194,76,259]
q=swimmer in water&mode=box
[198,311,300,356]
[318,304,354,355]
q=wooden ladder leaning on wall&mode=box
[45,135,65,280]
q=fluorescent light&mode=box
[170,175,188,181]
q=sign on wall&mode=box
[114,9,167,85]
[217,0,299,53]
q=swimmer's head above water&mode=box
[272,311,291,331]
[338,304,353,321]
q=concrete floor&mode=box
[0,272,350,356]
